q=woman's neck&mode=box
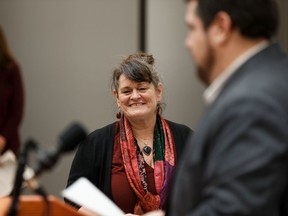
[129,115,156,140]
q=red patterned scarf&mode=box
[119,115,175,214]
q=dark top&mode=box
[0,62,24,156]
[66,120,193,212]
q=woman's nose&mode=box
[130,89,140,99]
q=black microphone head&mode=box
[58,122,87,153]
[33,122,87,176]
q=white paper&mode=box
[0,150,17,197]
[62,177,124,216]
[0,151,36,197]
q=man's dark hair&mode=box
[192,0,279,39]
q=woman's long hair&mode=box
[0,26,16,69]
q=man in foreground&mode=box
[146,0,288,215]
[168,0,288,215]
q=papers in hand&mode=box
[62,177,124,216]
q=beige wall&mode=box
[0,0,287,199]
[0,0,139,197]
[0,0,204,198]
[276,0,288,51]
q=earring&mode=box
[116,107,121,119]
[156,104,160,114]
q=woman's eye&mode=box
[139,88,147,91]
[122,90,131,94]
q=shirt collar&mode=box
[203,41,269,105]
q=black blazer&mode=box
[66,119,193,205]
[169,44,288,216]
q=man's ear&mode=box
[209,11,233,45]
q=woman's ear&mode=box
[113,89,120,106]
[156,83,163,102]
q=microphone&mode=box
[8,139,38,216]
[33,122,87,176]
[8,122,87,216]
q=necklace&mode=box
[142,145,152,156]
[135,137,153,156]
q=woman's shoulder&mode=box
[165,119,193,157]
[165,119,193,134]
[5,61,20,72]
[77,122,117,152]
[86,122,117,141]
[0,61,19,73]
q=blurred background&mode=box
[0,0,287,198]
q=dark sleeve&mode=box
[1,63,24,152]
[189,99,288,216]
[65,123,115,208]
[66,136,98,188]
[65,135,98,208]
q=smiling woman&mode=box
[112,53,163,123]
[65,52,193,215]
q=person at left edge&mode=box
[0,25,24,197]
[66,52,193,215]
[0,25,24,157]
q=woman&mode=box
[66,52,193,215]
[0,25,24,157]
[0,25,24,197]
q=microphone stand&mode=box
[7,122,87,216]
[7,139,38,216]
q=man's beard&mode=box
[196,46,215,86]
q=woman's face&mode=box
[114,74,162,122]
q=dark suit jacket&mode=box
[168,43,288,216]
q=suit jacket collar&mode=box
[204,41,269,105]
